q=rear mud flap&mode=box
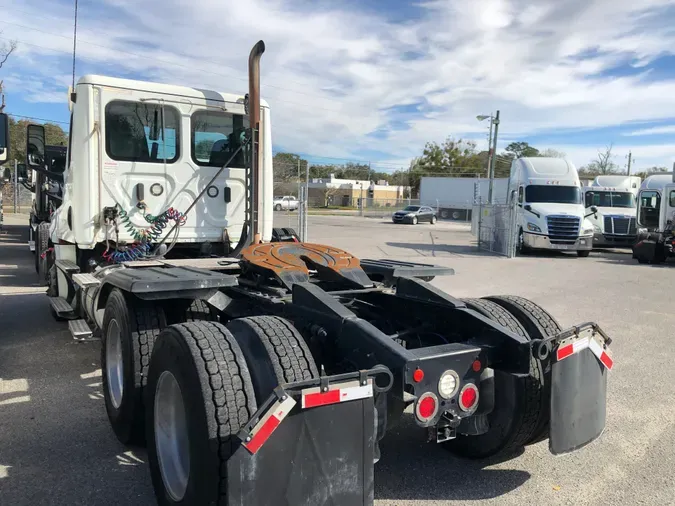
[227,368,393,506]
[550,347,608,455]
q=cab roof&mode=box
[76,74,270,108]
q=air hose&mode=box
[103,204,186,263]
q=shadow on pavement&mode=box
[386,241,498,258]
[375,414,531,501]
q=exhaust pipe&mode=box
[248,40,265,245]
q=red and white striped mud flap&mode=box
[301,378,374,409]
[242,394,297,455]
[556,333,614,370]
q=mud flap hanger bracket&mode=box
[237,365,393,453]
[528,322,612,362]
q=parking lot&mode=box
[1,213,674,506]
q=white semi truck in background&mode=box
[508,157,595,257]
[582,175,641,248]
[632,171,675,264]
[419,176,509,220]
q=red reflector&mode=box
[302,389,341,409]
[244,414,281,454]
[600,351,613,370]
[413,368,424,382]
[557,344,574,361]
[418,396,436,419]
[472,360,481,372]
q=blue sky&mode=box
[2,0,675,172]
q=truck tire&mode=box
[226,316,318,403]
[577,250,591,258]
[442,298,545,459]
[516,228,529,256]
[484,295,562,445]
[146,322,257,506]
[101,289,167,445]
[164,299,218,325]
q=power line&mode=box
[7,113,70,125]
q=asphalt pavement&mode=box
[1,213,674,505]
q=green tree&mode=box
[505,141,540,159]
[273,152,308,182]
[8,117,68,164]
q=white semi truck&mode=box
[582,175,641,248]
[632,172,675,264]
[2,41,615,506]
[508,157,595,257]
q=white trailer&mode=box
[582,175,641,248]
[419,176,509,220]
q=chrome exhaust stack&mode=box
[248,40,265,245]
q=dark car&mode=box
[392,205,437,225]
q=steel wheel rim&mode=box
[155,371,190,502]
[106,319,124,409]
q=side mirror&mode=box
[524,204,532,211]
[2,167,10,181]
[585,192,594,208]
[0,112,9,165]
[590,205,598,213]
[26,124,46,168]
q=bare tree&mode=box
[585,144,619,175]
[0,35,17,113]
[539,148,566,158]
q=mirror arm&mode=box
[31,166,64,183]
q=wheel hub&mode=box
[106,319,124,409]
[154,370,190,502]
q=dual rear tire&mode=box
[101,295,318,506]
[443,295,561,459]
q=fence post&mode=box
[298,185,305,242]
[477,200,482,251]
[13,159,17,213]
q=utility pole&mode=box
[626,151,632,176]
[488,110,500,204]
[486,118,494,179]
[303,162,309,241]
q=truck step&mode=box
[72,273,101,288]
[68,319,94,341]
[29,240,35,252]
[55,259,80,274]
[49,296,75,317]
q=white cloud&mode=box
[2,0,675,168]
[623,125,675,136]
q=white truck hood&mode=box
[593,207,636,218]
[528,203,585,219]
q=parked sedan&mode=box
[392,205,437,225]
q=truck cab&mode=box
[633,173,675,264]
[509,157,594,257]
[582,175,641,248]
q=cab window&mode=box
[191,110,249,167]
[638,190,660,228]
[105,101,180,163]
[670,190,675,208]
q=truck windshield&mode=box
[587,191,635,208]
[525,186,581,204]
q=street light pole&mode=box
[488,110,500,204]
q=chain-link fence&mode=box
[1,161,32,214]
[472,200,518,257]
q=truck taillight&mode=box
[415,392,439,422]
[458,383,479,412]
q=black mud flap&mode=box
[549,326,612,455]
[228,367,392,506]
